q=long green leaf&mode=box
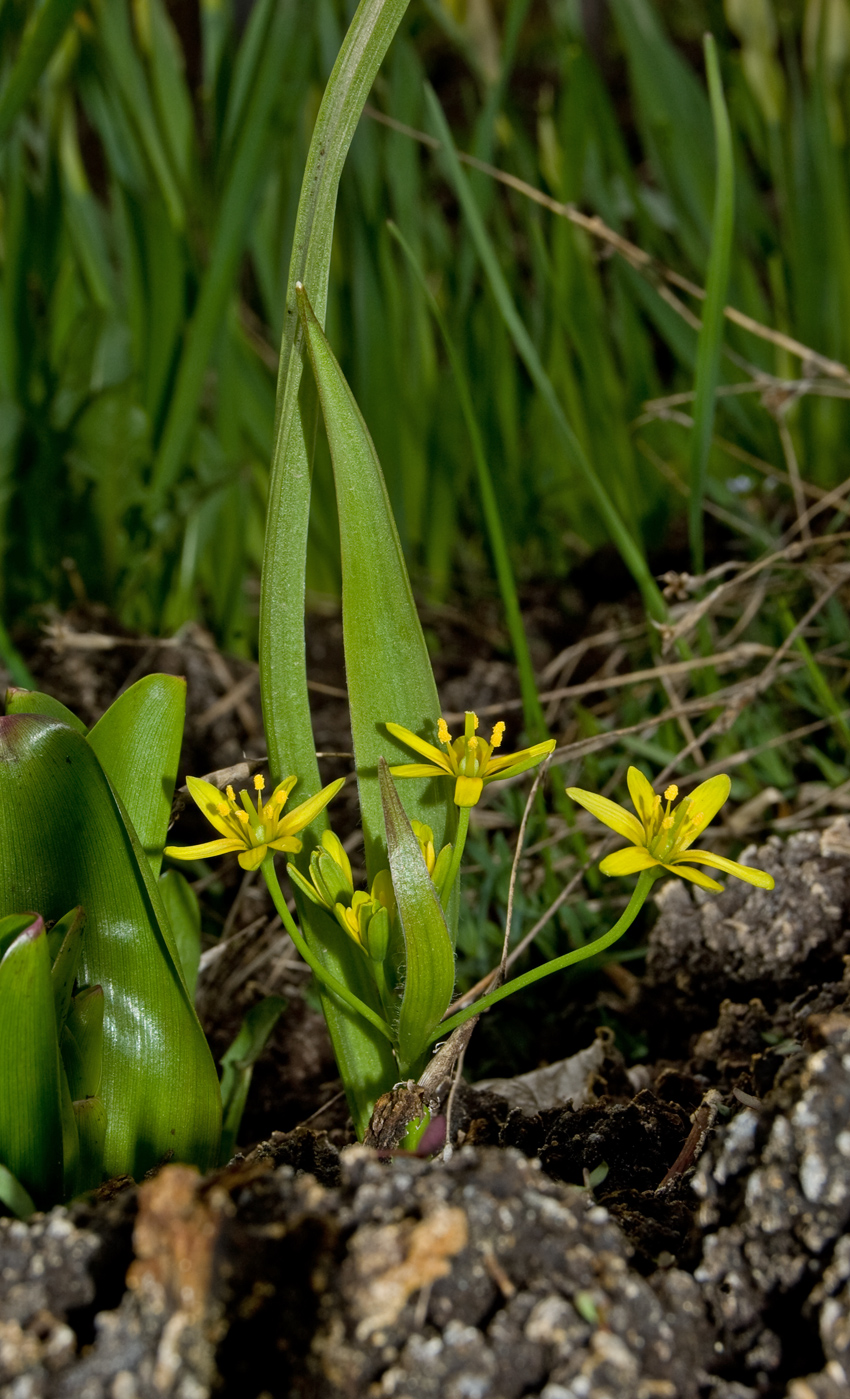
[0,917,63,1204]
[688,34,735,573]
[422,82,667,625]
[297,282,454,876]
[379,761,454,1074]
[86,674,186,878]
[0,0,78,141]
[0,716,221,1179]
[257,0,412,1140]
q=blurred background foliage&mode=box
[0,0,849,655]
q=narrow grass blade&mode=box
[149,0,303,500]
[688,35,735,573]
[0,0,78,141]
[422,83,667,624]
[387,220,547,740]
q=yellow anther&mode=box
[664,785,679,802]
[692,812,704,825]
[490,721,505,749]
[226,785,236,802]
[236,810,250,825]
[438,718,451,745]
[217,802,230,817]
[471,713,479,731]
[653,795,661,810]
[468,736,478,753]
[662,816,674,830]
[254,774,265,792]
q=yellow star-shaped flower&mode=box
[386,711,555,807]
[164,772,344,872]
[566,767,774,891]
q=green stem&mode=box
[438,805,470,906]
[261,855,396,1045]
[430,868,659,1044]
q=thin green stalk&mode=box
[689,34,735,573]
[431,868,658,1042]
[387,220,547,742]
[437,805,470,907]
[261,855,395,1044]
[423,83,667,626]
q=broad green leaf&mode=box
[49,906,85,1030]
[218,995,287,1163]
[6,688,87,734]
[256,0,413,1141]
[0,716,221,1180]
[0,917,64,1205]
[87,674,186,878]
[379,762,454,1074]
[0,1163,36,1220]
[158,869,201,997]
[297,283,455,882]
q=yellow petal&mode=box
[485,739,556,775]
[388,762,446,780]
[677,774,731,847]
[663,862,723,892]
[673,850,774,889]
[321,829,352,889]
[385,722,452,772]
[238,845,269,871]
[269,835,303,854]
[454,774,483,806]
[566,788,646,845]
[271,775,298,805]
[185,775,235,838]
[626,766,657,832]
[599,845,659,876]
[164,838,243,861]
[278,777,345,836]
